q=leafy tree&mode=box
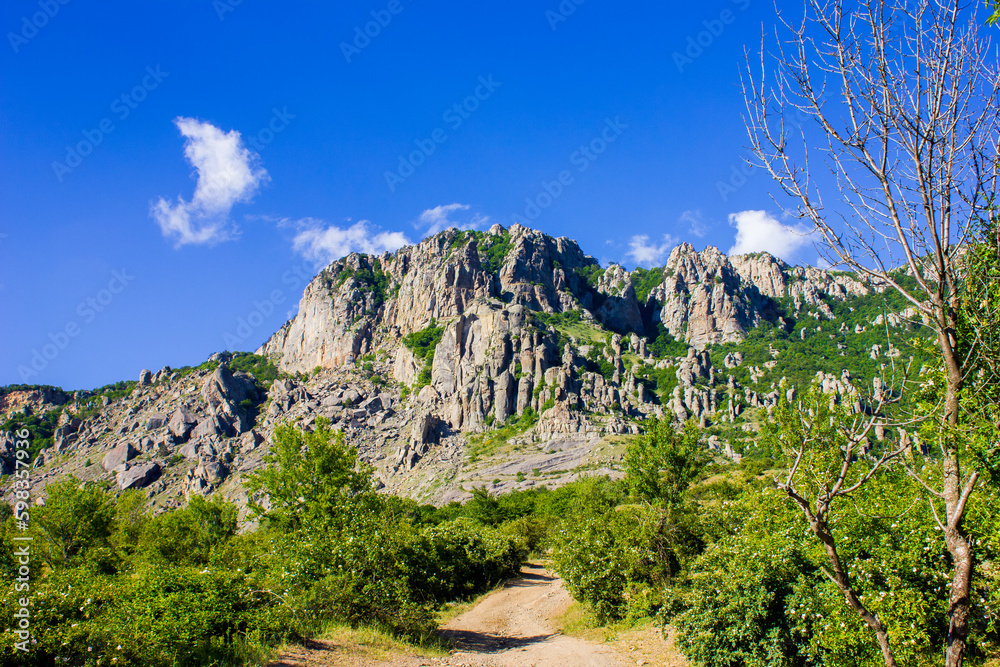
[764,391,909,665]
[31,477,115,570]
[245,418,376,531]
[141,495,238,566]
[626,419,707,506]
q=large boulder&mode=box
[118,462,160,490]
[146,413,169,430]
[168,406,198,441]
[201,364,256,432]
[102,442,139,472]
[195,460,227,484]
[191,414,228,440]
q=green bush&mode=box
[412,518,523,602]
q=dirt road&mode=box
[436,563,623,666]
[270,564,670,666]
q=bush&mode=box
[412,518,523,602]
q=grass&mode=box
[465,409,539,463]
[436,580,508,627]
[554,601,689,666]
[270,623,450,666]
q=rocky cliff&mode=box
[4,223,922,511]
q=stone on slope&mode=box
[168,406,198,441]
[118,462,160,490]
[102,442,139,472]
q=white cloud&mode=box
[291,218,410,265]
[626,234,679,268]
[417,203,489,236]
[151,117,268,247]
[728,210,814,262]
[679,210,708,238]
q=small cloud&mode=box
[417,203,488,236]
[290,218,410,266]
[815,257,833,270]
[626,234,679,268]
[151,117,268,247]
[679,210,708,238]
[728,210,814,262]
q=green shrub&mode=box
[412,518,523,602]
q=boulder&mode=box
[195,460,227,483]
[168,406,198,441]
[146,413,169,430]
[411,413,439,446]
[192,414,228,440]
[138,369,153,386]
[118,462,161,490]
[201,364,256,431]
[102,442,139,472]
[359,395,383,413]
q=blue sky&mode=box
[2,0,827,389]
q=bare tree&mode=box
[742,1,1000,665]
[773,382,909,667]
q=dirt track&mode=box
[271,564,628,667]
[437,563,623,666]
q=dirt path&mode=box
[436,563,624,666]
[270,564,629,667]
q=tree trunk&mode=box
[815,523,899,667]
[944,525,974,667]
[940,318,972,667]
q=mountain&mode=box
[0,223,931,512]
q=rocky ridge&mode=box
[3,224,919,511]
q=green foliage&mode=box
[331,257,392,311]
[648,321,688,358]
[631,266,665,303]
[411,518,523,601]
[533,309,583,329]
[673,506,816,667]
[245,419,376,530]
[477,229,513,275]
[626,420,708,506]
[402,319,446,361]
[465,408,539,462]
[0,408,62,462]
[575,263,604,290]
[228,351,283,389]
[402,319,446,392]
[140,495,238,566]
[634,363,678,403]
[31,477,116,571]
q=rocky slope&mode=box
[2,223,926,512]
